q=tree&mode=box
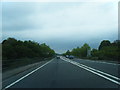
[71,47,81,57]
[66,50,71,55]
[94,40,119,60]
[69,43,91,58]
[98,40,111,50]
[2,37,55,59]
[91,49,100,58]
[80,43,91,57]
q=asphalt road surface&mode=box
[2,56,120,88]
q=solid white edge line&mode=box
[78,59,120,66]
[61,57,120,81]
[75,64,120,85]
[61,57,120,85]
[69,60,120,81]
[4,59,54,89]
[79,63,120,81]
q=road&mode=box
[2,56,120,88]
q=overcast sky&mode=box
[2,2,118,53]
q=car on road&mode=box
[65,55,74,59]
[68,55,74,59]
[56,56,60,59]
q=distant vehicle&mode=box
[56,56,60,59]
[69,55,74,59]
[65,55,69,58]
[65,55,74,59]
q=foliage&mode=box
[63,40,119,61]
[2,37,55,64]
[98,40,111,50]
[64,43,91,58]
[91,40,120,61]
[65,50,71,55]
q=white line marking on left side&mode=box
[4,59,54,89]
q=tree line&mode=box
[2,37,120,70]
[2,38,55,70]
[91,40,120,60]
[63,40,120,61]
[63,43,91,58]
[2,38,55,59]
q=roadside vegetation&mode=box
[63,40,120,62]
[2,38,120,71]
[2,37,55,71]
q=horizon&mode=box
[2,2,118,54]
[1,37,118,54]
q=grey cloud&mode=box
[2,2,118,53]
